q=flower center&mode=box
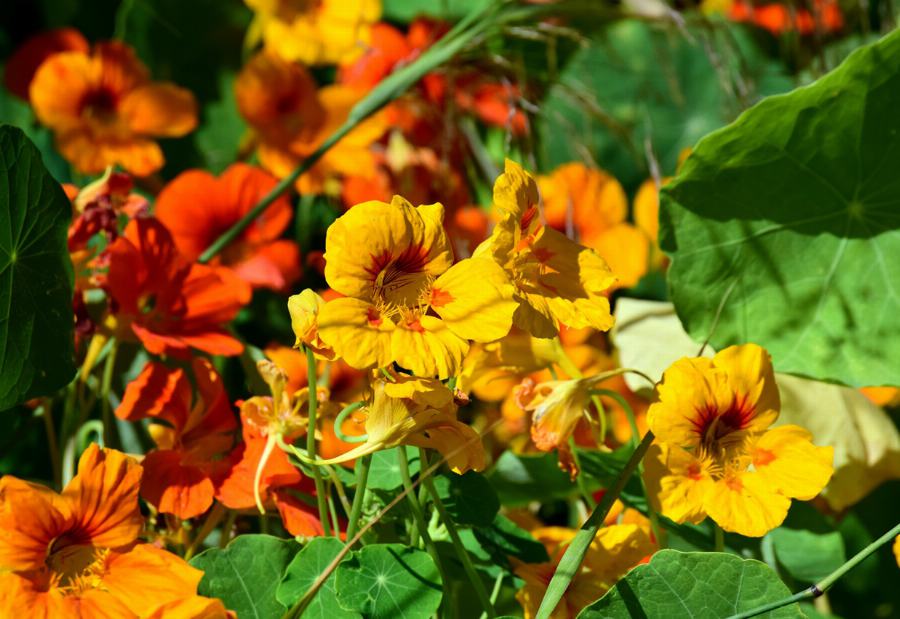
[46,538,108,594]
[80,87,119,121]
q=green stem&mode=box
[305,346,332,537]
[346,454,372,540]
[568,436,596,509]
[421,451,495,618]
[40,402,62,490]
[714,524,725,553]
[99,339,118,448]
[554,338,609,442]
[397,449,448,588]
[185,503,226,561]
[535,431,655,619]
[729,520,900,619]
[334,401,367,443]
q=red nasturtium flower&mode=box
[3,28,89,100]
[729,0,843,35]
[28,40,197,175]
[116,359,237,520]
[155,163,301,291]
[105,218,251,357]
[216,411,325,537]
[0,444,226,618]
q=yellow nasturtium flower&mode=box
[475,160,617,338]
[316,372,485,473]
[288,289,335,360]
[317,196,517,379]
[644,343,834,537]
[244,0,380,65]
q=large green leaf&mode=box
[190,534,300,619]
[277,537,360,618]
[661,29,900,387]
[335,543,443,619]
[471,514,550,567]
[537,20,792,190]
[768,526,846,583]
[0,125,74,409]
[578,550,802,618]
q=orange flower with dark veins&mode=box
[0,444,227,618]
[155,163,301,291]
[29,41,197,175]
[105,218,251,357]
[116,359,237,520]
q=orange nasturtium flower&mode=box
[155,163,301,291]
[29,41,197,175]
[4,28,89,100]
[513,524,655,619]
[644,343,834,537]
[235,51,387,195]
[316,196,517,379]
[216,361,324,537]
[0,444,226,618]
[317,371,486,473]
[538,162,649,289]
[105,218,252,357]
[116,359,237,520]
[475,160,617,338]
[244,0,380,65]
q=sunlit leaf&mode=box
[277,537,359,618]
[191,534,300,619]
[661,29,900,387]
[578,550,802,618]
[335,544,443,619]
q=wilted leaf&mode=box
[191,534,299,618]
[661,29,900,387]
[0,125,75,410]
[578,550,802,618]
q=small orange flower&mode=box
[0,444,226,618]
[235,51,386,195]
[728,0,843,35]
[155,164,301,291]
[4,28,89,100]
[29,41,197,175]
[116,359,237,520]
[105,218,251,357]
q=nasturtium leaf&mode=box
[578,550,802,618]
[366,446,420,491]
[0,125,75,410]
[577,446,648,512]
[472,514,550,567]
[195,72,247,174]
[277,537,360,618]
[538,20,792,190]
[487,451,578,506]
[432,471,500,526]
[661,29,900,387]
[768,526,846,583]
[191,534,300,619]
[335,543,443,619]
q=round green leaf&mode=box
[0,125,75,409]
[366,447,420,491]
[335,543,443,619]
[277,537,360,618]
[661,29,900,387]
[190,534,300,619]
[432,471,500,526]
[578,550,802,618]
[768,527,846,583]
